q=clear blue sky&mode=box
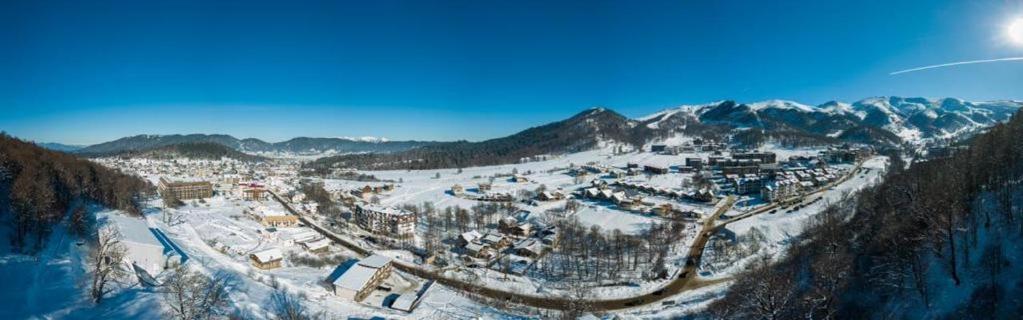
[3,0,1023,145]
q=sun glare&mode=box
[1009,17,1023,46]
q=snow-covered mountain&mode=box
[640,97,1022,146]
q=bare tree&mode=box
[161,266,239,320]
[268,288,319,320]
[90,227,127,304]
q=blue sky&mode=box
[2,0,1023,145]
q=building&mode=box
[159,177,213,200]
[250,248,284,270]
[733,151,777,164]
[301,238,332,253]
[327,254,393,302]
[354,204,418,239]
[450,184,464,196]
[250,205,300,227]
[106,215,186,277]
[644,165,669,175]
[238,183,267,201]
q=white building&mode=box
[106,215,181,277]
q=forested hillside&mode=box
[0,133,152,253]
[94,142,267,162]
[705,110,1023,318]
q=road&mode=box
[270,189,738,311]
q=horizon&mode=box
[4,1,1023,145]
[23,95,1023,146]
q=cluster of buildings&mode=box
[650,138,728,154]
[760,167,842,202]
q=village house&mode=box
[250,248,284,270]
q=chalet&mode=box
[514,239,544,258]
[465,242,494,259]
[510,174,529,183]
[480,233,511,249]
[498,217,519,234]
[458,230,482,247]
[250,248,284,270]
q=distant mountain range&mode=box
[68,96,1021,167]
[74,134,439,157]
[36,142,85,152]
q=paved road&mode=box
[271,190,737,311]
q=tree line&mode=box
[0,133,152,252]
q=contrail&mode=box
[890,56,1023,75]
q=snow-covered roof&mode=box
[303,238,331,251]
[391,293,418,311]
[107,215,161,247]
[251,248,283,263]
[333,264,377,291]
[358,254,392,269]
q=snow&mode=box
[747,99,817,113]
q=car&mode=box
[679,271,689,279]
[769,209,777,214]
[652,289,665,296]
[625,299,644,307]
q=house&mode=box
[327,254,393,302]
[510,174,529,183]
[465,242,493,259]
[250,248,284,270]
[458,230,482,247]
[650,144,667,153]
[480,233,511,249]
[478,182,492,192]
[538,190,565,201]
[498,217,519,234]
[513,223,535,237]
[252,207,300,227]
[514,239,544,258]
[301,238,332,253]
[450,184,464,196]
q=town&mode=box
[88,139,884,318]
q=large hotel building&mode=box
[158,177,213,200]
